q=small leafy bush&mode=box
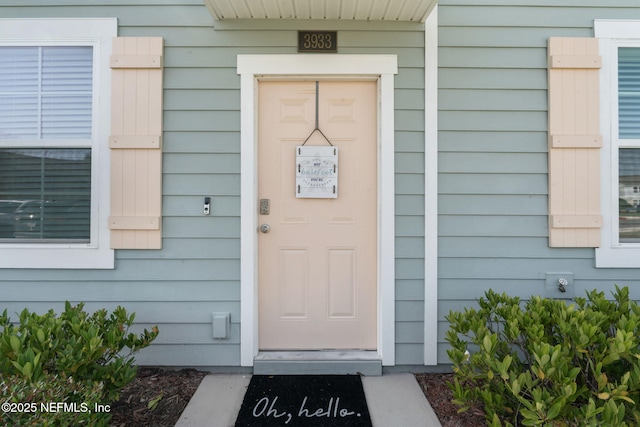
[0,302,158,426]
[446,286,640,426]
[1,372,106,426]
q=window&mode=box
[0,46,92,243]
[618,48,640,244]
[596,20,640,267]
[0,19,116,268]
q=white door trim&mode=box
[424,5,439,365]
[238,54,398,366]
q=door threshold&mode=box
[254,351,382,376]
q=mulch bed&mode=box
[415,373,487,427]
[110,368,207,427]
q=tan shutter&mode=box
[548,37,602,247]
[109,37,163,249]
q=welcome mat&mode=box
[234,375,373,427]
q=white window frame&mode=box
[596,20,640,267]
[0,18,115,269]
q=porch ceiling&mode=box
[204,0,437,23]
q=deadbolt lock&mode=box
[260,199,270,215]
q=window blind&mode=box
[0,149,91,241]
[619,47,640,139]
[0,46,93,140]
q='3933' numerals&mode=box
[299,31,337,51]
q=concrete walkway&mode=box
[175,373,442,427]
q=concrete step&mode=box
[253,350,382,376]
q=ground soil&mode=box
[110,369,486,427]
[415,373,487,427]
[110,368,207,427]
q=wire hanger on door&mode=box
[301,81,333,147]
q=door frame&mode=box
[238,54,397,366]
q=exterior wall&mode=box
[0,1,426,366]
[437,0,640,362]
[13,0,640,368]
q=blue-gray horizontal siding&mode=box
[0,2,426,366]
[437,0,640,365]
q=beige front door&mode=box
[258,80,377,350]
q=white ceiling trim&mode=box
[204,0,437,23]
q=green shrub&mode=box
[1,372,107,426]
[0,302,158,426]
[446,286,640,427]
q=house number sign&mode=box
[298,31,337,53]
[296,146,338,198]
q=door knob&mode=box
[260,224,271,233]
